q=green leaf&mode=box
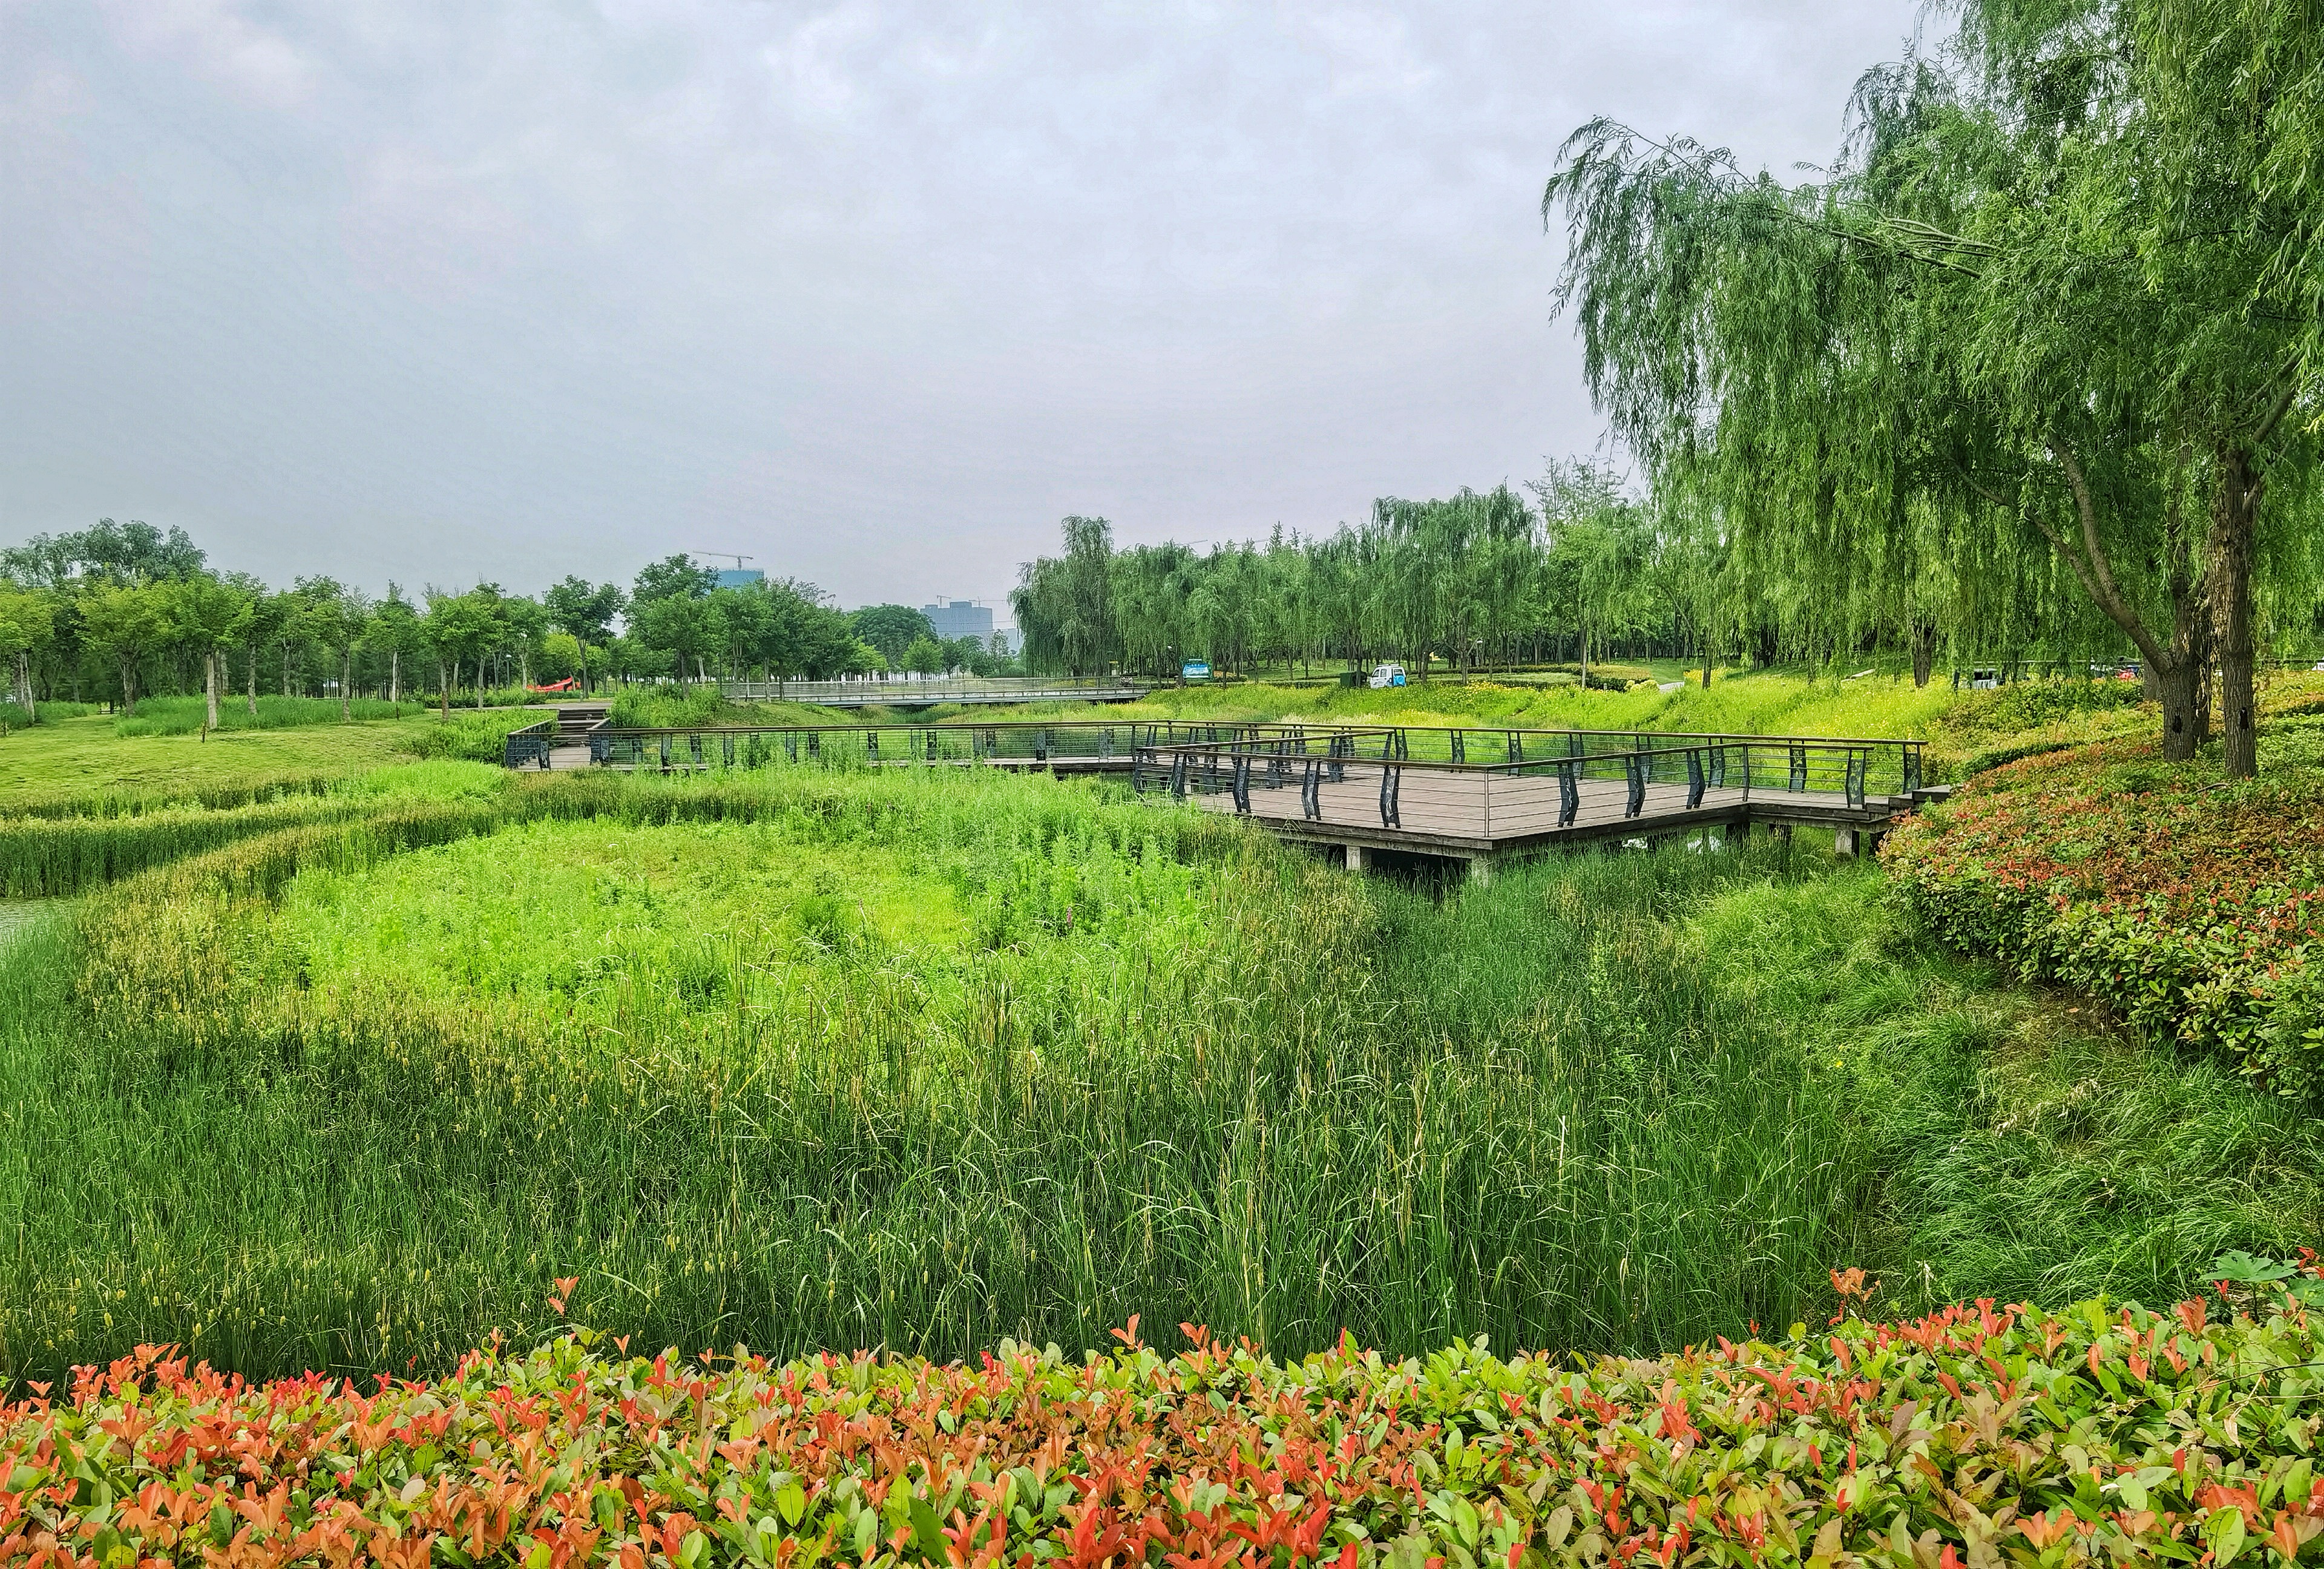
[910,1496,947,1559]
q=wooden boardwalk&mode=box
[1187,757,1902,866]
[504,714,1940,867]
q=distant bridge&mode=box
[715,677,1151,707]
[506,712,1941,871]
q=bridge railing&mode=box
[575,719,1325,770]
[717,677,1151,705]
[1129,732,1919,835]
[503,718,557,770]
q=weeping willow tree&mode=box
[1545,0,2321,772]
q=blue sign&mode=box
[1181,661,1212,679]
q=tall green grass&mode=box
[0,761,508,895]
[113,694,434,737]
[2,763,2313,1382]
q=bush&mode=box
[606,686,758,729]
[12,1275,2324,1569]
[1883,735,2324,1093]
[398,710,547,762]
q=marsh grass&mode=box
[113,695,435,737]
[3,758,2315,1382]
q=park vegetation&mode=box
[13,1278,2324,1569]
[0,526,1020,730]
[5,1,2324,1561]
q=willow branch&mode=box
[2040,441,2170,669]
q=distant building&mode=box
[715,568,765,590]
[923,599,994,641]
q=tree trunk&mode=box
[390,648,400,705]
[341,651,352,720]
[1910,621,1936,688]
[246,643,258,717]
[15,651,31,722]
[2210,447,2260,778]
[119,659,139,715]
[205,650,220,732]
[441,659,451,720]
[2155,656,2202,761]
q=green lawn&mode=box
[0,712,438,806]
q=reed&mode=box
[4,763,2315,1383]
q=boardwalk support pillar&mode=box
[1835,827,1859,858]
[1466,855,1495,886]
[1344,844,1368,872]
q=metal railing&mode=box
[1129,729,1914,837]
[511,715,1925,806]
[576,719,1321,771]
[716,677,1151,705]
[503,718,557,769]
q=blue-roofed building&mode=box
[715,567,765,590]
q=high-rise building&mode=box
[715,568,764,590]
[922,599,994,640]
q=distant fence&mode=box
[717,677,1150,706]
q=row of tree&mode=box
[1008,474,1696,684]
[1008,0,2324,777]
[0,524,1014,722]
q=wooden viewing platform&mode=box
[1131,729,1941,871]
[504,715,1940,869]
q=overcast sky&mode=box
[1,1,1920,612]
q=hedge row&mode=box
[1882,736,2324,1095]
[7,1280,2324,1569]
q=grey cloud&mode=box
[1,0,1918,607]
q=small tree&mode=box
[543,577,625,696]
[901,634,948,676]
[0,583,55,720]
[367,585,423,704]
[163,573,255,731]
[297,577,370,720]
[79,581,166,714]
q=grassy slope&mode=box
[0,713,433,805]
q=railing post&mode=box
[1302,758,1322,820]
[1788,743,1807,792]
[723,733,735,768]
[1170,752,1188,798]
[1903,743,1922,794]
[1232,754,1251,814]
[1451,730,1465,764]
[1558,760,1579,827]
[1379,761,1400,828]
[1625,750,1644,818]
[1686,747,1705,809]
[1846,748,1867,807]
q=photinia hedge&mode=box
[8,1278,2324,1569]
[1881,735,2324,1095]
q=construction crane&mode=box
[691,551,754,569]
